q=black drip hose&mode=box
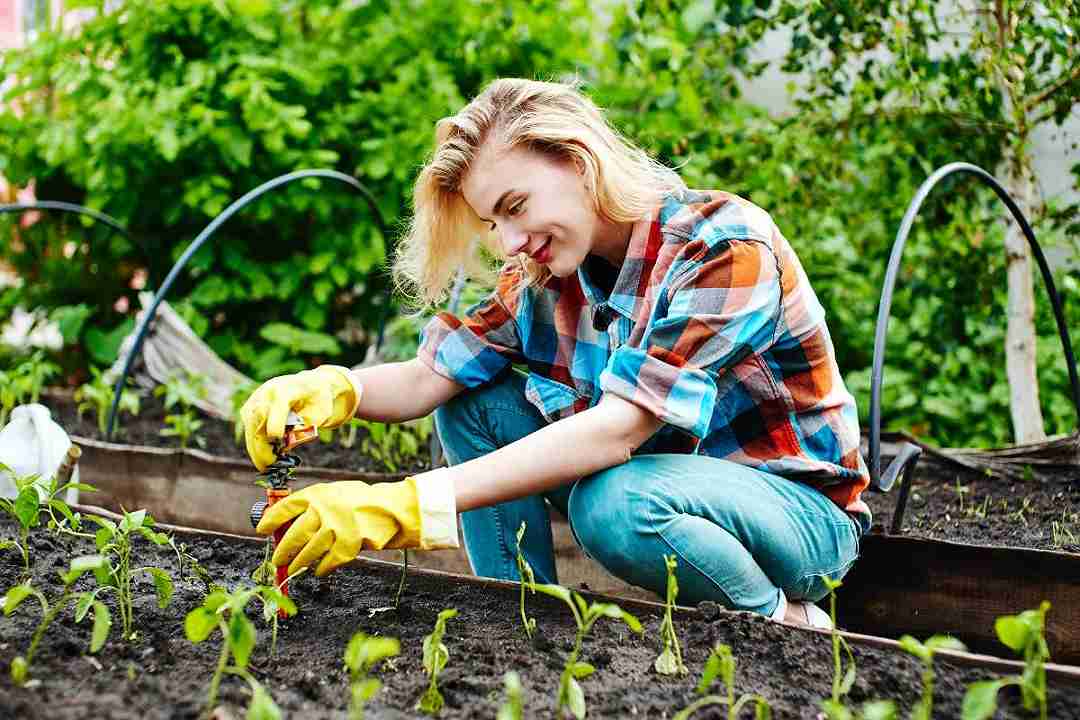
[869,161,1080,489]
[106,169,388,439]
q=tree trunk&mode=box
[1001,152,1046,444]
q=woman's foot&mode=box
[770,593,834,629]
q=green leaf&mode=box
[259,322,341,356]
[3,584,34,616]
[566,675,586,720]
[247,682,282,720]
[14,486,39,529]
[860,700,897,720]
[839,660,856,695]
[531,583,572,604]
[569,661,595,679]
[184,607,220,643]
[95,527,112,551]
[898,635,929,662]
[10,656,28,686]
[229,612,257,669]
[137,526,171,546]
[64,554,107,584]
[90,601,111,652]
[75,591,95,622]
[995,616,1031,652]
[697,647,723,693]
[819,699,854,720]
[119,509,147,532]
[654,647,679,675]
[354,676,381,703]
[85,318,135,366]
[145,567,174,608]
[924,635,966,654]
[962,680,1004,720]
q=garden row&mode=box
[1,469,1078,719]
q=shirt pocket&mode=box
[524,372,582,423]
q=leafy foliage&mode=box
[73,366,141,436]
[673,643,771,720]
[0,0,595,380]
[0,350,60,427]
[654,554,688,676]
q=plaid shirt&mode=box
[418,190,871,526]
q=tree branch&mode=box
[1025,61,1080,112]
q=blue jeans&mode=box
[433,370,861,617]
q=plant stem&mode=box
[394,549,408,609]
[27,590,71,665]
[206,620,231,712]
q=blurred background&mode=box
[1,0,1078,451]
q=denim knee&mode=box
[567,469,643,579]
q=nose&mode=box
[499,226,530,256]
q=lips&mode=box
[528,238,551,263]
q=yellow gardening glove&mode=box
[256,471,458,577]
[240,365,363,471]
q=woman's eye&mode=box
[508,201,524,216]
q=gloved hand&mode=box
[255,470,458,577]
[240,365,363,471]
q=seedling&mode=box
[530,582,643,719]
[339,417,363,449]
[0,351,59,427]
[154,368,208,411]
[818,577,858,719]
[497,671,525,720]
[357,417,433,472]
[417,608,458,715]
[160,408,205,449]
[962,601,1051,720]
[897,634,966,720]
[515,521,536,639]
[2,555,110,685]
[673,643,770,719]
[0,463,95,578]
[343,631,401,720]
[185,583,298,717]
[654,554,687,675]
[74,366,141,435]
[84,509,179,641]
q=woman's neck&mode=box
[591,218,635,267]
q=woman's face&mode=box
[461,143,618,277]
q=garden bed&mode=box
[863,450,1080,553]
[2,513,1080,719]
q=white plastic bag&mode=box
[0,403,77,503]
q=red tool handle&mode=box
[266,488,294,619]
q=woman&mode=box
[242,78,870,628]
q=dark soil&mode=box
[864,454,1080,554]
[2,515,1079,719]
[41,391,431,475]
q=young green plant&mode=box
[0,463,95,578]
[0,351,60,427]
[156,370,208,449]
[74,366,141,435]
[344,631,401,720]
[417,608,458,715]
[2,555,110,685]
[962,601,1052,720]
[818,576,858,719]
[357,417,433,472]
[654,554,687,675]
[897,634,966,720]
[497,671,525,720]
[531,582,643,720]
[185,583,298,717]
[230,379,259,447]
[84,509,179,641]
[673,643,771,720]
[515,521,536,639]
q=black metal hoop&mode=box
[0,201,130,239]
[869,161,1080,490]
[105,169,388,439]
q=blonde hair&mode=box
[393,77,685,308]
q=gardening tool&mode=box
[249,411,316,617]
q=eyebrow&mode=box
[480,190,516,223]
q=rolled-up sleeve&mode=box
[600,238,782,438]
[417,269,524,388]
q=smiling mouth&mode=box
[529,238,551,262]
